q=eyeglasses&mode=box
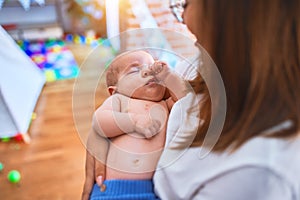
[169,0,187,23]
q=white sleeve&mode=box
[193,167,293,200]
[165,93,204,149]
[174,54,201,80]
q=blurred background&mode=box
[0,0,196,199]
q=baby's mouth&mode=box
[145,78,158,86]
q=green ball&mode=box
[0,162,3,171]
[1,137,10,142]
[7,170,21,183]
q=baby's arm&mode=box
[93,95,133,138]
[93,94,162,138]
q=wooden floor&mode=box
[0,44,110,200]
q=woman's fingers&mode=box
[94,158,106,188]
[81,151,95,200]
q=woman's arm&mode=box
[81,150,95,200]
[82,128,109,200]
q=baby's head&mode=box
[106,50,166,101]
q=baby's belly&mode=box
[106,134,164,180]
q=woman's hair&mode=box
[191,0,300,151]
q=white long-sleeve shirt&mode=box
[154,50,300,199]
[153,92,300,200]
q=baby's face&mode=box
[115,51,166,101]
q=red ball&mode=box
[14,133,23,141]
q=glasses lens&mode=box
[170,0,185,22]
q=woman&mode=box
[154,0,300,199]
[83,0,300,199]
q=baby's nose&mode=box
[141,68,154,78]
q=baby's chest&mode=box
[120,99,167,115]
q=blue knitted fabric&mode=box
[90,179,160,200]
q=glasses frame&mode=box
[169,0,186,23]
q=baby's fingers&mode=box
[151,119,161,132]
[143,129,155,139]
[144,120,161,138]
[150,62,163,74]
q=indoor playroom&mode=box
[2,0,299,200]
[0,0,194,199]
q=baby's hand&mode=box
[132,114,161,138]
[149,61,171,82]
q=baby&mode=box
[87,50,186,199]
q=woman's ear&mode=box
[108,86,117,95]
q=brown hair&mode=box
[106,59,121,87]
[190,0,300,151]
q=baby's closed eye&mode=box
[127,66,140,74]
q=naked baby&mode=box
[86,50,186,200]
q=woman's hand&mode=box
[81,150,96,200]
[81,150,107,200]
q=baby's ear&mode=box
[108,86,117,95]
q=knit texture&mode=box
[90,179,160,200]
